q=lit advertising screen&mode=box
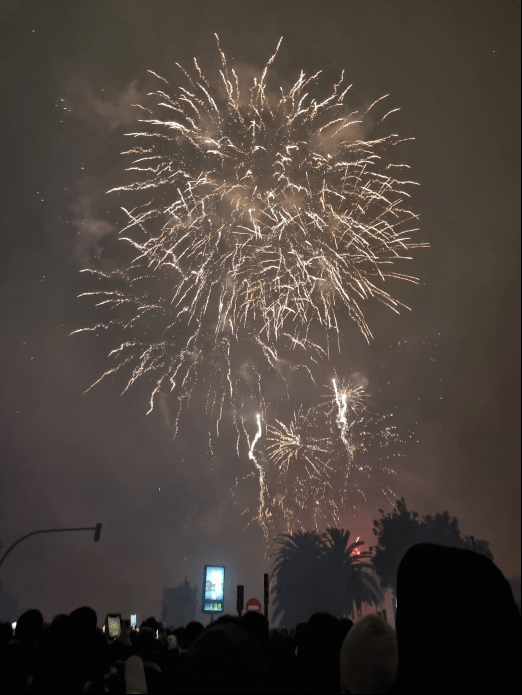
[202,565,225,613]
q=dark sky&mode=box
[0,0,520,624]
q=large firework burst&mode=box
[73,37,425,534]
[74,36,424,415]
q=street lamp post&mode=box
[0,524,102,571]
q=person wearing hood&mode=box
[389,543,521,695]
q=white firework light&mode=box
[73,36,426,534]
[266,378,406,532]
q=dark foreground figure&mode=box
[388,543,521,695]
[0,543,519,694]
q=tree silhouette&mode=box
[271,528,383,627]
[323,528,384,618]
[271,530,327,627]
[371,498,494,595]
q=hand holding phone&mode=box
[105,614,122,640]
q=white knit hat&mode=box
[340,614,398,695]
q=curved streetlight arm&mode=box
[0,525,102,571]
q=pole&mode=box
[0,525,102,571]
[263,573,269,619]
[237,585,244,617]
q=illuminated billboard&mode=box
[202,565,225,613]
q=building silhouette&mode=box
[161,577,198,627]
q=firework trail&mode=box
[73,36,425,531]
[246,413,273,542]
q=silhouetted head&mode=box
[142,616,160,632]
[340,614,398,694]
[181,619,268,694]
[241,611,269,652]
[298,613,343,693]
[33,614,76,693]
[69,606,97,632]
[392,543,521,694]
[268,627,283,643]
[307,611,341,652]
[136,626,158,662]
[49,613,70,639]
[212,613,242,628]
[185,621,204,648]
[14,609,43,644]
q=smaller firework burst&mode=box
[267,405,332,481]
[264,375,404,532]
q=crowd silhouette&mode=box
[0,543,520,694]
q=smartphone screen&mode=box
[106,614,121,639]
[130,614,137,630]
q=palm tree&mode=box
[323,528,384,618]
[271,529,329,627]
[271,527,384,626]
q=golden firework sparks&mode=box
[73,37,425,532]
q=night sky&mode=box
[0,0,520,625]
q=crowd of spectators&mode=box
[0,543,520,694]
